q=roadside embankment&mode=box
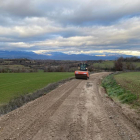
[102,72,140,129]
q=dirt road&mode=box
[0,72,140,140]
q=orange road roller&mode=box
[75,63,90,80]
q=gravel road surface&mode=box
[0,72,140,140]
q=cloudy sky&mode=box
[0,0,140,56]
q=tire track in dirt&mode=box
[0,72,140,140]
[18,84,79,140]
[0,80,75,126]
[67,89,86,140]
[0,80,81,140]
[32,81,86,140]
[66,74,121,140]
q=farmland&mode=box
[102,72,140,107]
[93,61,114,69]
[114,72,140,102]
[0,72,73,104]
[102,72,140,106]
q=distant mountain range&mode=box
[0,51,135,60]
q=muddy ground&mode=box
[0,72,140,140]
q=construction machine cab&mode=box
[78,63,88,71]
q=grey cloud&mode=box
[1,16,140,51]
[1,0,140,26]
[43,0,140,25]
[0,0,42,17]
[0,0,140,56]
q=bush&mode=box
[114,57,137,71]
[114,57,123,71]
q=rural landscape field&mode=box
[1,58,140,106]
[0,55,140,139]
[1,0,140,139]
[0,72,73,104]
[114,72,140,105]
[102,72,140,106]
[93,59,140,71]
[1,71,140,139]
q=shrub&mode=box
[114,57,123,71]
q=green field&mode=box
[102,72,140,106]
[93,61,114,69]
[0,72,73,104]
[114,72,140,99]
[133,62,140,68]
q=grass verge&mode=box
[102,74,137,105]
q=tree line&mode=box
[114,57,140,71]
[0,57,140,73]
